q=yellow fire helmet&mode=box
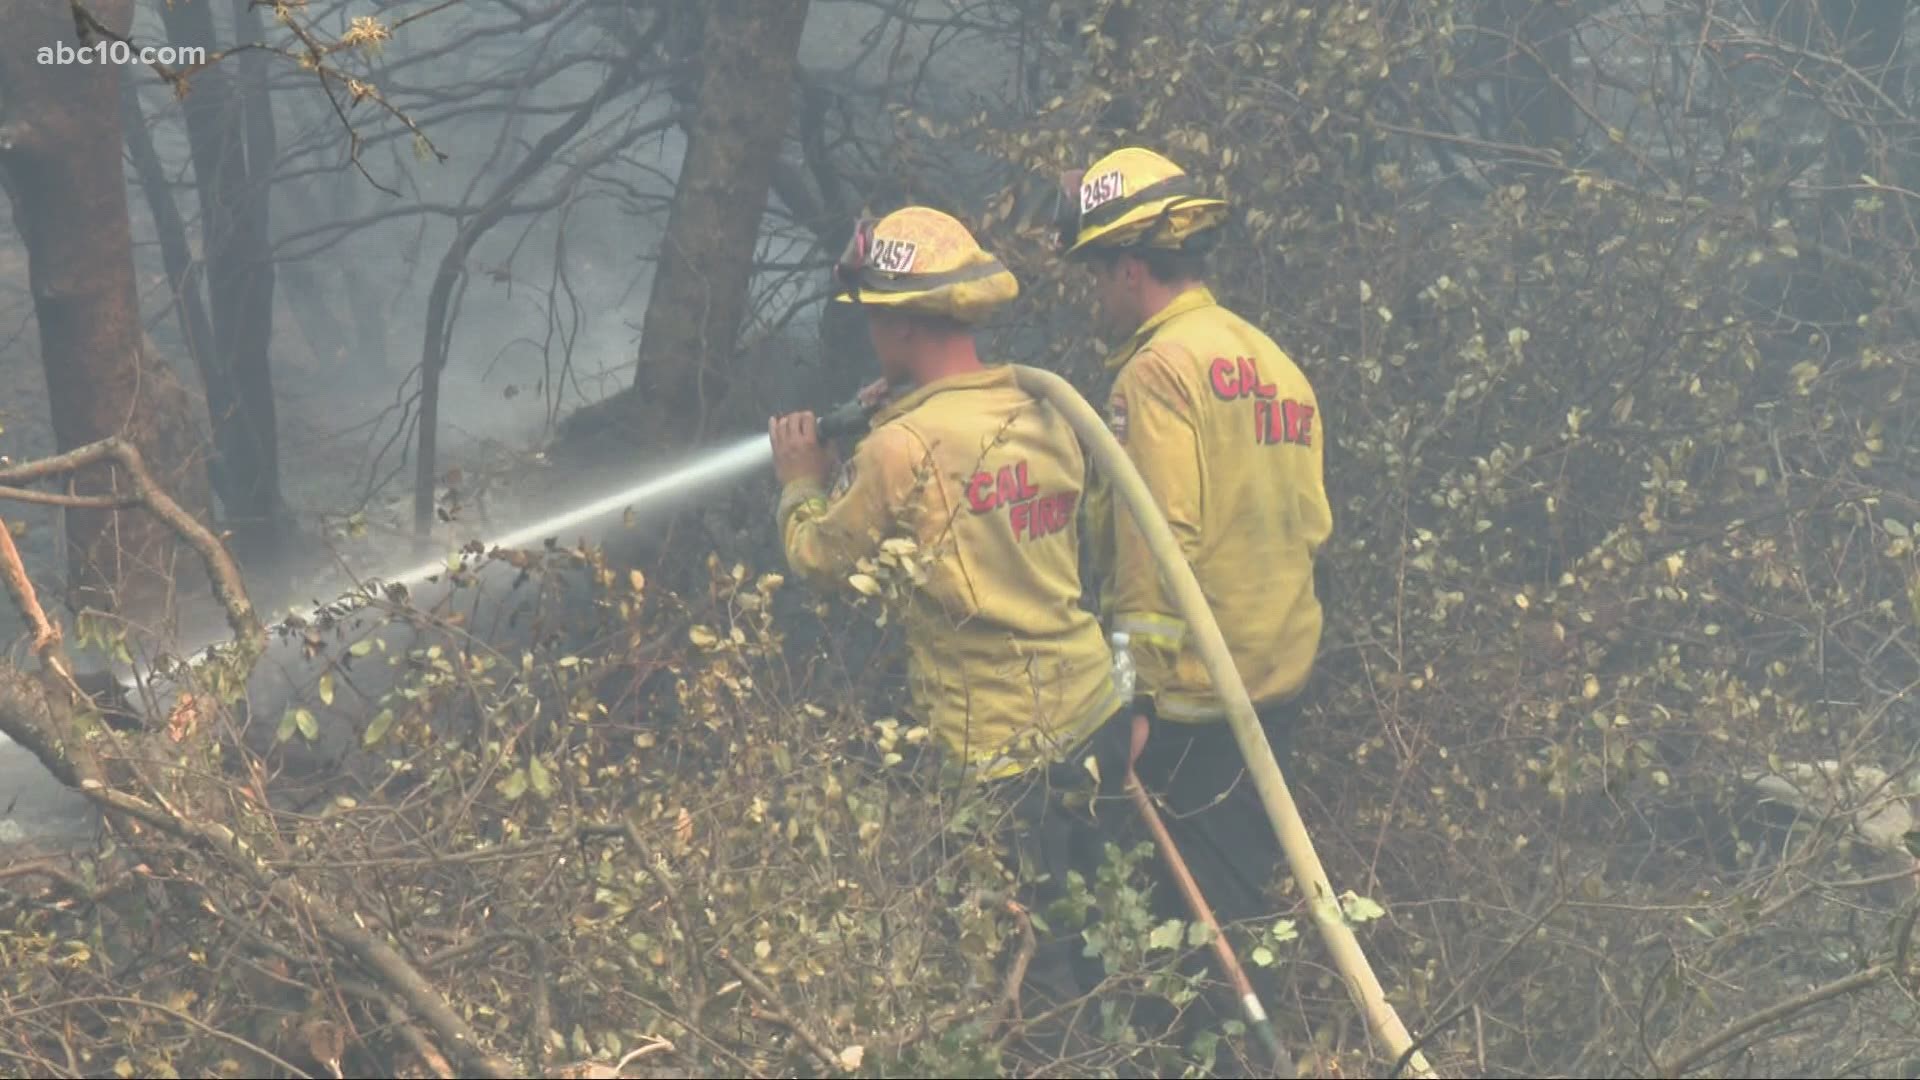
[1057,147,1229,258]
[832,206,1019,323]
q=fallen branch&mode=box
[74,779,518,1079]
[0,436,262,652]
[718,949,843,1075]
[622,819,709,1007]
[0,485,140,510]
[991,898,1038,1033]
[1,993,312,1077]
[355,985,457,1080]
[1656,964,1890,1075]
[0,515,58,655]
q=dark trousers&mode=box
[1111,699,1300,1075]
[1129,699,1298,928]
[992,755,1110,1071]
[990,702,1298,1074]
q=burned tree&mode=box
[631,0,813,441]
[0,0,213,622]
[155,0,288,561]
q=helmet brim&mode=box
[1064,196,1229,257]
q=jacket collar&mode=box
[871,364,1014,426]
[1105,285,1218,371]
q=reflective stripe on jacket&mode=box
[1084,287,1332,723]
[780,365,1119,779]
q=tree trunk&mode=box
[0,0,214,623]
[158,0,287,561]
[631,0,812,441]
[123,80,228,507]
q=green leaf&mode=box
[350,639,374,658]
[318,673,335,706]
[498,768,529,801]
[276,710,298,743]
[1148,918,1185,952]
[1186,920,1215,947]
[1340,890,1387,924]
[1271,917,1299,943]
[363,708,394,747]
[294,708,319,741]
[528,756,555,799]
[1250,945,1275,967]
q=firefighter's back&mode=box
[877,366,1117,778]
[1153,300,1332,716]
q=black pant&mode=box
[1108,699,1301,1076]
[1129,699,1298,928]
[991,702,1298,1074]
[992,754,1111,1070]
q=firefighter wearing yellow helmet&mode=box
[770,206,1118,1055]
[1060,148,1335,922]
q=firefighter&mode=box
[769,206,1121,1057]
[1056,147,1335,927]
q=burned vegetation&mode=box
[2,1,1920,1077]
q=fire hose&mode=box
[1008,365,1438,1079]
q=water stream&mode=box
[0,435,775,814]
[257,434,773,646]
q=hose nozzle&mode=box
[815,386,887,444]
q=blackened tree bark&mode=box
[631,0,812,441]
[765,82,878,405]
[0,0,214,620]
[123,82,226,501]
[157,0,287,561]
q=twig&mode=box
[0,516,59,655]
[991,898,1038,1032]
[1656,964,1890,1075]
[0,437,262,652]
[330,978,457,1080]
[418,927,551,1070]
[385,997,457,1079]
[0,486,140,510]
[717,949,843,1074]
[1,993,312,1077]
[73,779,518,1078]
[623,819,709,1006]
[0,858,87,893]
[1391,894,1569,1077]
